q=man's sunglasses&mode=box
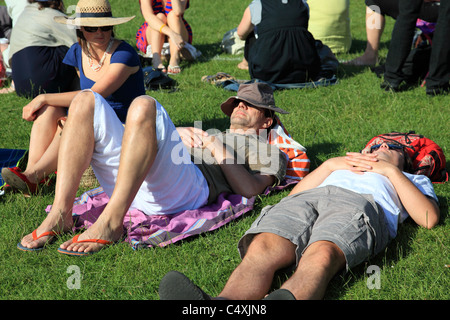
[370,144,404,152]
[83,26,113,33]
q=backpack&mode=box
[221,28,246,55]
[143,67,176,91]
[362,131,448,183]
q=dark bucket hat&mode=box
[220,83,288,117]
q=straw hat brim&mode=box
[54,15,135,27]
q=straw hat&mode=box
[54,0,135,27]
[221,83,288,117]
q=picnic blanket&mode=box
[45,121,309,249]
[208,40,339,92]
[215,76,338,92]
[46,179,297,249]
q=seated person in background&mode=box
[1,0,145,196]
[382,0,449,95]
[7,0,79,98]
[237,0,321,84]
[344,0,439,67]
[159,141,439,300]
[0,0,28,93]
[136,0,192,74]
[308,0,352,54]
[17,83,287,256]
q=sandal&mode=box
[17,229,60,252]
[1,167,50,195]
[57,234,114,256]
[1,167,37,194]
[201,72,235,85]
[168,65,181,75]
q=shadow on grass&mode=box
[176,116,230,133]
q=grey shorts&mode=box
[238,186,390,270]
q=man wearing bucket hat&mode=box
[2,0,145,197]
[17,82,288,255]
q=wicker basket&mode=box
[80,166,99,189]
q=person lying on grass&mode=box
[159,142,440,300]
[17,82,288,256]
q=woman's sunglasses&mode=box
[370,144,404,152]
[83,26,113,33]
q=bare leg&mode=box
[218,233,297,300]
[59,96,159,254]
[167,4,189,70]
[281,241,346,300]
[18,91,95,249]
[148,12,167,70]
[23,105,66,184]
[344,7,385,66]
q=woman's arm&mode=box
[22,91,81,121]
[237,7,254,40]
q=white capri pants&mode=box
[89,91,209,215]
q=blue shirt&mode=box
[63,41,145,123]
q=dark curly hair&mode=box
[28,0,65,12]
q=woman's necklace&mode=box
[87,38,115,72]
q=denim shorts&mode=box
[238,185,390,270]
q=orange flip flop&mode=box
[57,234,114,256]
[17,230,60,252]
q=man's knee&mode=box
[68,90,96,118]
[245,233,296,268]
[126,95,157,126]
[303,241,346,269]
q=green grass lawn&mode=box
[0,0,448,301]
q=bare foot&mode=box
[237,58,248,70]
[168,65,181,75]
[342,54,377,67]
[0,86,15,94]
[18,210,73,250]
[59,214,123,254]
[152,53,167,73]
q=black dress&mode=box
[247,0,321,84]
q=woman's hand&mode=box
[168,30,185,50]
[22,95,46,121]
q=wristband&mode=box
[159,24,166,34]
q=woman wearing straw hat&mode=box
[1,0,145,196]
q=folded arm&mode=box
[209,137,275,198]
[298,153,440,229]
[288,154,368,195]
[23,51,138,121]
[177,127,275,198]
